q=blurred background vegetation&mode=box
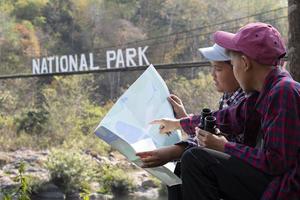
[0,0,288,199]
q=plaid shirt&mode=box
[219,88,246,144]
[180,68,300,199]
[179,87,258,147]
[219,87,245,110]
[225,68,300,199]
[180,91,260,147]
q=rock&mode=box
[39,150,50,156]
[89,193,113,200]
[142,179,158,188]
[129,162,139,169]
[33,191,65,200]
[90,182,101,191]
[0,174,18,189]
[0,149,50,195]
[0,154,11,168]
[131,170,151,187]
[66,191,81,200]
[131,188,159,200]
[31,183,65,200]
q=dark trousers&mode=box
[167,162,182,200]
[181,147,272,200]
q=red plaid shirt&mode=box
[219,87,245,110]
[180,68,300,199]
[177,87,251,148]
[181,91,260,147]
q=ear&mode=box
[241,55,252,72]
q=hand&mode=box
[168,94,188,119]
[196,127,228,152]
[136,145,185,168]
[150,118,181,134]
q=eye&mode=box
[215,67,222,71]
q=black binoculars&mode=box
[199,108,216,134]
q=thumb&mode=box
[136,151,153,158]
[170,94,181,103]
[168,96,180,106]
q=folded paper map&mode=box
[94,64,182,186]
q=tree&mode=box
[288,0,300,82]
[42,0,83,54]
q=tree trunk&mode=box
[288,0,300,82]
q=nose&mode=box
[211,68,216,78]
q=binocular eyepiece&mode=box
[204,115,216,134]
[199,108,216,134]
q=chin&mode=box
[242,87,252,93]
[216,88,224,93]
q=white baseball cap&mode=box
[198,43,230,61]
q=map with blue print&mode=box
[94,65,182,186]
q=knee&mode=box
[181,147,204,170]
[181,147,214,171]
[181,147,197,165]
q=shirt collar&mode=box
[220,88,244,109]
[255,67,291,111]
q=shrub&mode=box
[45,149,99,193]
[15,109,49,135]
[99,165,134,197]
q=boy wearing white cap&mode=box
[170,43,243,116]
[137,43,259,200]
[165,43,246,200]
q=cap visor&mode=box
[198,46,230,61]
[213,31,239,52]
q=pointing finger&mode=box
[149,119,162,125]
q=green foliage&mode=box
[41,0,83,53]
[77,101,113,135]
[16,109,49,135]
[46,149,134,196]
[1,162,32,200]
[46,149,99,193]
[0,115,14,130]
[99,165,134,196]
[12,0,49,23]
[79,183,91,200]
[167,71,221,113]
[0,15,23,74]
[0,13,41,74]
[103,0,139,19]
[17,163,31,200]
[158,183,168,197]
[0,91,16,113]
[0,75,113,152]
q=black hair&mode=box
[224,60,233,67]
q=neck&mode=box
[252,66,274,92]
[226,86,240,94]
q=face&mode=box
[229,51,252,92]
[211,61,240,93]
